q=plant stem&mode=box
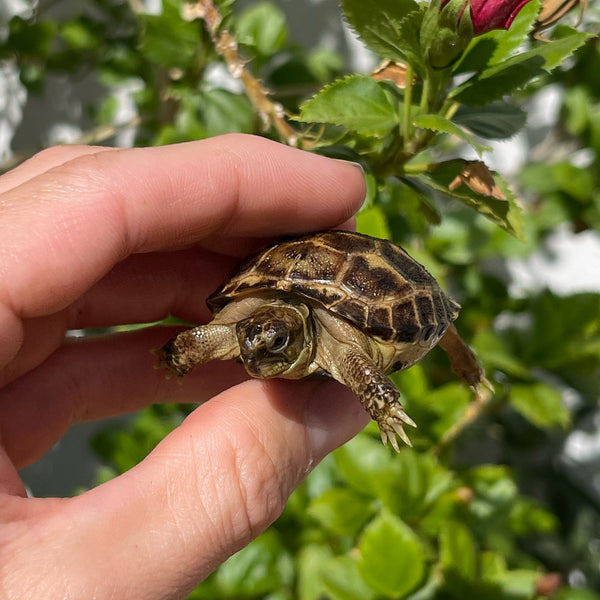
[444,100,461,121]
[402,63,414,152]
[419,77,430,114]
[403,162,434,174]
[187,0,299,146]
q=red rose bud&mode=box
[442,0,534,34]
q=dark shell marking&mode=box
[208,231,460,345]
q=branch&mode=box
[184,0,299,146]
[435,384,494,451]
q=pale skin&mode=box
[0,134,369,599]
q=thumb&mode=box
[8,379,368,599]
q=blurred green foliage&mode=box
[3,0,600,598]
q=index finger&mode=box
[0,134,365,322]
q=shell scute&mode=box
[319,230,375,253]
[335,298,368,324]
[379,240,435,286]
[415,294,435,325]
[207,231,460,345]
[290,282,343,306]
[393,300,421,342]
[367,305,394,341]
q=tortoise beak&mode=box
[242,348,286,378]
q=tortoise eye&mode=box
[270,333,289,352]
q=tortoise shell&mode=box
[207,230,460,345]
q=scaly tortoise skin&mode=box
[155,230,487,450]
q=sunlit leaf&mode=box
[340,0,425,74]
[414,114,491,155]
[298,75,399,136]
[510,383,570,429]
[358,511,426,597]
[321,556,376,600]
[297,544,333,600]
[307,488,374,536]
[357,205,391,239]
[214,530,294,596]
[236,1,288,56]
[439,520,478,583]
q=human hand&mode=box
[0,134,368,598]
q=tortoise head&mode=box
[236,302,315,379]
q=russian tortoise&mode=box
[155,230,487,450]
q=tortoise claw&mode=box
[471,375,495,401]
[392,422,413,448]
[392,405,417,428]
[379,406,416,451]
[380,424,412,451]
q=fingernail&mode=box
[335,159,365,176]
[304,382,370,459]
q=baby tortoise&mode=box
[155,230,488,450]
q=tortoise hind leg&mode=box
[334,348,417,451]
[438,325,493,395]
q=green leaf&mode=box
[508,498,558,535]
[340,0,425,73]
[397,10,428,75]
[451,55,545,106]
[140,0,199,68]
[439,521,478,583]
[358,511,426,597]
[416,383,471,443]
[472,329,531,379]
[486,0,542,65]
[551,161,595,201]
[520,293,600,370]
[214,530,294,596]
[451,37,498,75]
[307,488,374,536]
[453,102,527,140]
[199,89,257,136]
[334,434,399,500]
[488,569,539,600]
[7,16,57,57]
[414,113,491,155]
[421,160,524,238]
[393,448,456,519]
[510,383,570,429]
[321,556,376,600]
[452,27,593,106]
[60,18,103,51]
[357,205,391,239]
[298,75,399,137]
[533,26,593,71]
[297,544,334,600]
[236,1,288,56]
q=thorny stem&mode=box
[186,0,299,146]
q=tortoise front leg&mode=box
[155,324,239,377]
[333,348,416,451]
